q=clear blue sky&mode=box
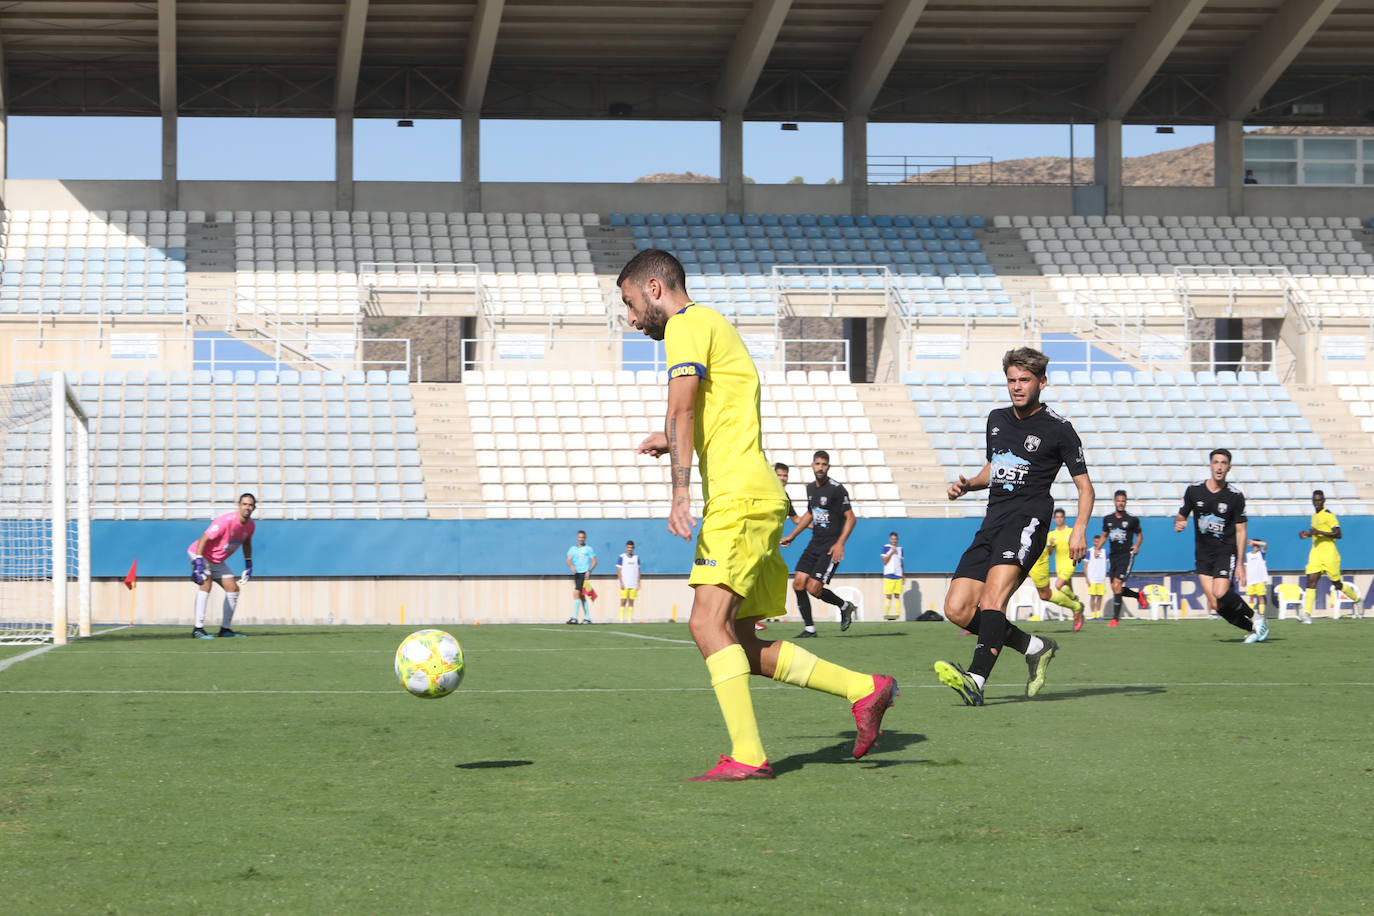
[9,116,1219,183]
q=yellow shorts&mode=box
[1029,552,1051,589]
[620,588,638,600]
[1245,582,1267,597]
[1305,545,1341,580]
[882,577,904,596]
[1087,582,1105,597]
[688,497,788,620]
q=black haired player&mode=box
[1102,489,1143,625]
[1174,448,1267,643]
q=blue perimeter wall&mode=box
[65,515,1374,578]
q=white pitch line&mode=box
[4,681,1374,697]
[530,626,696,645]
[0,646,57,674]
[0,625,131,674]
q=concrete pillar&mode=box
[1214,118,1244,217]
[461,113,481,212]
[720,113,745,214]
[160,112,178,209]
[335,114,355,210]
[843,115,868,216]
[0,114,8,207]
[1093,118,1122,216]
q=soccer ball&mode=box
[394,629,465,699]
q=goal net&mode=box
[0,374,91,645]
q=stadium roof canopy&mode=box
[2,0,1373,126]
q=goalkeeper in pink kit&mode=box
[187,493,257,639]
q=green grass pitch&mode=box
[1,619,1369,914]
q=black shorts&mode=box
[796,542,840,584]
[953,512,1049,582]
[1194,541,1236,579]
[1108,551,1134,582]
[572,572,586,592]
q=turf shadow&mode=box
[1006,684,1167,703]
[455,759,534,770]
[769,729,928,775]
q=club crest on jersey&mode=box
[819,497,828,506]
[1218,502,1227,513]
[1024,435,1041,452]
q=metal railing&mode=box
[868,155,998,186]
[898,333,1280,378]
[458,336,850,375]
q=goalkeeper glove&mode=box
[191,556,207,585]
[241,559,253,584]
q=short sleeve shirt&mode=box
[188,511,255,563]
[567,545,596,573]
[881,544,904,578]
[1309,509,1339,551]
[1102,513,1140,556]
[805,479,852,549]
[663,304,785,505]
[984,404,1088,523]
[1179,482,1247,544]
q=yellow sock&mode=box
[1304,588,1316,615]
[1050,589,1081,613]
[704,645,766,767]
[1340,582,1359,602]
[773,642,874,704]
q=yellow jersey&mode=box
[1046,525,1075,575]
[664,303,783,505]
[1310,509,1340,552]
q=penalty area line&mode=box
[531,627,695,645]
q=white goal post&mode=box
[0,373,91,645]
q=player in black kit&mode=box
[1174,448,1268,643]
[1102,489,1143,626]
[935,347,1095,704]
[781,450,858,636]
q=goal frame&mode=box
[51,372,93,644]
[0,372,91,645]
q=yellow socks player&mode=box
[1050,585,1083,614]
[704,645,767,768]
[772,641,878,703]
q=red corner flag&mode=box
[123,559,138,590]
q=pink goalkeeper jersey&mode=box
[188,511,255,563]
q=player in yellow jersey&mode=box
[619,249,896,781]
[1299,489,1361,619]
[1028,508,1084,625]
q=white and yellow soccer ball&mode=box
[394,629,465,699]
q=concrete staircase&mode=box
[1286,382,1374,503]
[183,220,238,326]
[856,383,947,512]
[410,383,484,519]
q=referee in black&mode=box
[781,450,858,636]
[1102,489,1142,625]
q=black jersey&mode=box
[805,478,852,548]
[984,404,1087,521]
[1102,512,1140,556]
[1179,481,1247,543]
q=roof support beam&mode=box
[335,0,369,115]
[158,0,177,208]
[334,0,369,209]
[1222,0,1341,119]
[0,34,7,197]
[1096,0,1207,120]
[460,0,505,212]
[844,0,928,116]
[460,0,505,113]
[715,0,792,114]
